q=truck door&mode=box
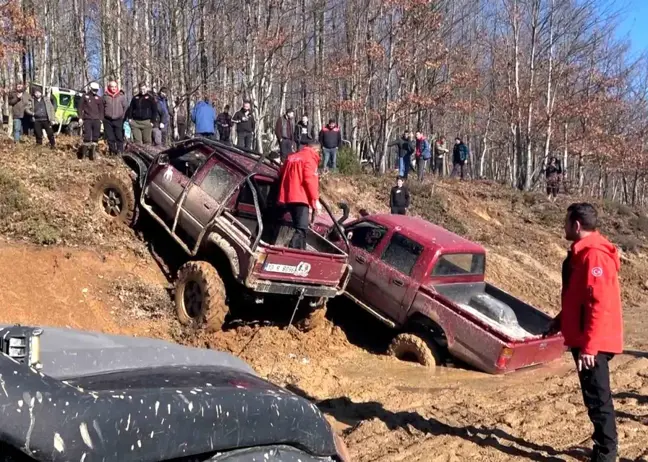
[343,221,388,296]
[147,148,208,224]
[363,232,424,325]
[177,157,242,241]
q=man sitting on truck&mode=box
[548,203,623,462]
[277,141,322,250]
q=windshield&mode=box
[431,253,485,277]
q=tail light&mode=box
[496,347,514,370]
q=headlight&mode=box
[0,326,43,370]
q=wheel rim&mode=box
[101,188,123,217]
[183,280,204,319]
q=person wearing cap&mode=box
[232,100,255,150]
[274,108,295,162]
[78,82,104,159]
[103,80,128,155]
[319,118,342,173]
[26,88,56,148]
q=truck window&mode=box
[381,232,423,276]
[170,150,208,178]
[238,180,272,208]
[201,163,241,203]
[432,253,485,277]
[59,94,71,107]
[346,222,387,253]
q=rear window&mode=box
[381,232,423,276]
[432,253,485,277]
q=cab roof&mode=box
[369,214,486,254]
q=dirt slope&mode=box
[1,137,648,461]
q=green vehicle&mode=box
[31,83,82,135]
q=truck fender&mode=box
[407,308,453,347]
[206,233,240,278]
[121,153,148,189]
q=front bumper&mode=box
[211,445,339,461]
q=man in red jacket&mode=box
[548,203,623,462]
[277,141,322,249]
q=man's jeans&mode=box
[13,118,22,142]
[398,154,411,178]
[323,147,338,171]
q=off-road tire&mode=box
[388,333,439,368]
[91,172,137,226]
[175,261,228,332]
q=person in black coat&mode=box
[216,105,232,143]
[232,101,255,149]
[390,176,410,215]
[389,131,415,178]
[294,114,315,149]
[545,156,562,202]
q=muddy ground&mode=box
[1,136,647,461]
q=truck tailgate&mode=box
[254,246,350,287]
[505,334,566,371]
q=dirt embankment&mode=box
[1,137,648,461]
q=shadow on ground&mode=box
[287,385,638,462]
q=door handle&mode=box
[203,202,212,209]
[355,256,366,264]
[392,279,404,287]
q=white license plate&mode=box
[264,263,297,274]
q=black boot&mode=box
[77,144,88,160]
[88,143,96,161]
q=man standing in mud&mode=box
[547,203,623,462]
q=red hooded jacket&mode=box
[277,146,320,207]
[560,232,623,355]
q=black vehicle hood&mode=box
[0,327,337,461]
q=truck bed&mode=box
[433,282,551,340]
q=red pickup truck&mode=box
[314,212,565,374]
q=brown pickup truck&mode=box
[91,139,351,331]
[314,212,565,374]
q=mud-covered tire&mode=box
[175,261,228,332]
[388,333,439,368]
[91,172,136,225]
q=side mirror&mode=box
[157,153,169,167]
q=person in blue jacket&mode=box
[191,96,216,139]
[415,131,431,181]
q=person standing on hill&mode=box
[295,114,314,150]
[319,118,342,173]
[103,80,128,156]
[216,105,232,144]
[174,98,188,140]
[389,176,410,215]
[415,131,431,182]
[389,130,415,179]
[78,82,104,159]
[275,108,296,161]
[157,87,171,145]
[232,101,255,149]
[8,83,31,143]
[433,136,449,177]
[452,137,469,180]
[545,156,562,202]
[27,88,56,149]
[277,141,322,250]
[546,203,623,462]
[126,83,159,145]
[191,96,217,139]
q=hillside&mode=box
[1,136,648,461]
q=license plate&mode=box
[264,263,297,274]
